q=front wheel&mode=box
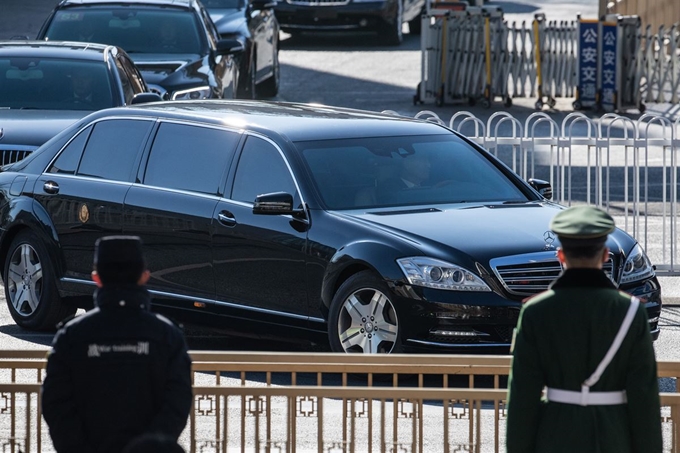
[4,230,73,331]
[328,271,401,354]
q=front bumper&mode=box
[390,276,663,353]
[275,1,396,31]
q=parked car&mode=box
[274,0,426,45]
[204,0,280,98]
[0,101,661,353]
[37,0,244,100]
[0,40,160,166]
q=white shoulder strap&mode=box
[583,296,640,388]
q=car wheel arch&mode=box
[320,241,415,311]
[0,200,67,281]
[0,223,62,283]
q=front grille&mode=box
[287,0,350,6]
[0,148,35,165]
[491,251,615,297]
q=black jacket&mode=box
[41,286,193,453]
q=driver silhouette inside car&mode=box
[64,68,97,109]
[374,152,454,204]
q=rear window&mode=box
[45,9,206,55]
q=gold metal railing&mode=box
[0,350,678,452]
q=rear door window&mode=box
[77,119,152,181]
[142,122,239,195]
[231,136,298,204]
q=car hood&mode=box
[0,110,87,148]
[344,202,629,263]
[130,54,209,94]
[209,9,248,36]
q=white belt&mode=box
[544,296,639,408]
[546,385,627,406]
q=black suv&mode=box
[37,0,244,100]
[0,101,662,353]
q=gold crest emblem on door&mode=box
[78,204,90,223]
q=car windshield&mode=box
[297,135,531,210]
[203,0,245,9]
[45,9,206,55]
[0,58,113,110]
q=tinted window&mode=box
[297,135,530,209]
[143,123,239,195]
[46,9,206,55]
[0,58,113,110]
[48,126,92,174]
[232,136,297,203]
[114,57,134,104]
[77,120,151,181]
[120,55,146,94]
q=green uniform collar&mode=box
[549,268,617,290]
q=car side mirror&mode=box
[528,178,553,200]
[216,39,244,55]
[130,93,163,105]
[253,192,294,215]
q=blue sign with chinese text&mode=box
[578,20,599,107]
[599,22,618,111]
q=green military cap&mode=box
[550,206,615,241]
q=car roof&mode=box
[0,41,114,60]
[57,0,196,7]
[93,100,452,142]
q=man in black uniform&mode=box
[506,206,662,453]
[42,236,193,453]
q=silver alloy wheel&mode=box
[337,287,399,353]
[7,243,43,317]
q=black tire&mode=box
[257,47,280,98]
[328,271,402,354]
[4,230,74,331]
[408,14,422,35]
[380,2,403,46]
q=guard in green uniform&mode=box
[506,205,662,453]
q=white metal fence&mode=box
[391,109,680,275]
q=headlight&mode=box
[397,257,491,292]
[620,244,654,284]
[171,86,212,100]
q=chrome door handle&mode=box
[218,211,236,226]
[43,181,59,194]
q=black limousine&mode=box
[0,101,662,353]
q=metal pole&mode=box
[598,0,608,19]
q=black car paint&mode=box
[0,101,662,351]
[206,0,280,98]
[36,0,243,100]
[274,0,425,43]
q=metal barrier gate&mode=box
[417,4,680,110]
[2,350,680,453]
[405,109,680,276]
